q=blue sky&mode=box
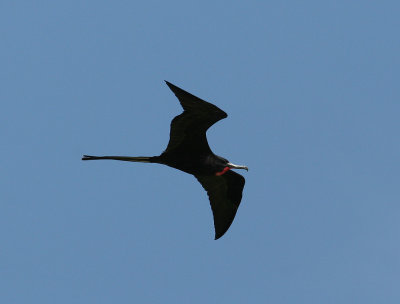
[2,1,400,303]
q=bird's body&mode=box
[83,81,247,239]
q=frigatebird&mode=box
[82,81,248,239]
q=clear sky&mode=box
[2,1,400,303]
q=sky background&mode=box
[2,1,400,303]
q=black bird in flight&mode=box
[82,81,248,239]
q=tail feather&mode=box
[82,155,153,163]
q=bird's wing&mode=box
[163,81,227,154]
[195,171,245,239]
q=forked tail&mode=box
[82,155,154,163]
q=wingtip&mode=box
[165,81,183,95]
[214,233,223,240]
[165,80,177,91]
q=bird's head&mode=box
[215,156,248,176]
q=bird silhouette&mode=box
[82,81,248,239]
